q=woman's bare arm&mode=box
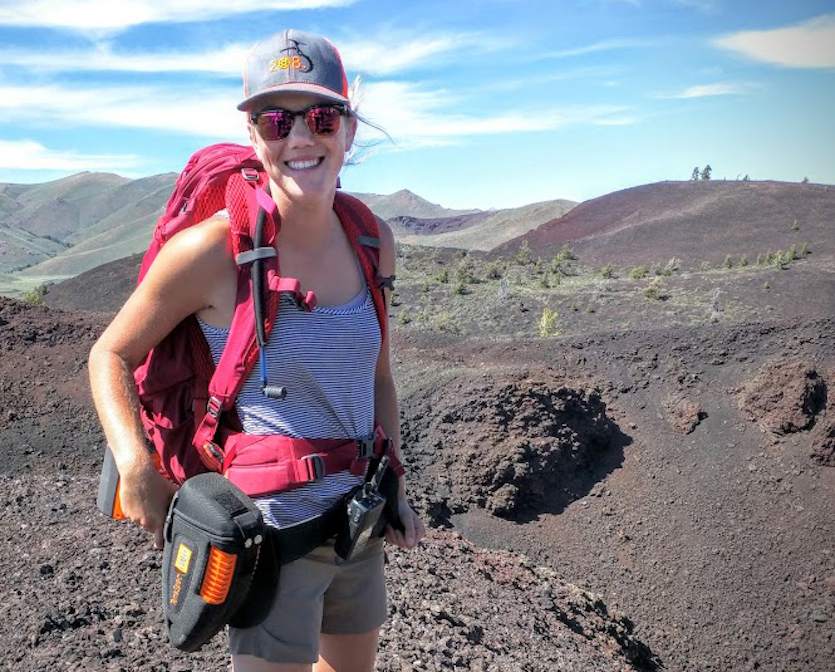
[89,217,235,547]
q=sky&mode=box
[0,0,833,210]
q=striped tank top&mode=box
[197,282,380,529]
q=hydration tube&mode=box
[251,188,287,401]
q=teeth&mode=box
[287,158,320,170]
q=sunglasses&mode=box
[249,103,348,141]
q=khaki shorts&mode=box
[228,537,387,664]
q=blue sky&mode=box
[0,0,833,209]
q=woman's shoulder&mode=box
[158,215,234,266]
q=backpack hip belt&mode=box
[219,423,405,498]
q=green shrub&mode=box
[515,241,532,266]
[600,264,616,279]
[452,280,468,295]
[643,277,664,300]
[723,255,733,269]
[569,302,579,312]
[533,257,544,276]
[539,274,550,289]
[432,312,462,335]
[785,244,797,261]
[454,255,477,284]
[539,307,562,337]
[485,262,503,280]
[699,261,711,272]
[22,284,48,306]
[629,265,648,280]
[661,258,680,276]
[755,253,764,265]
[739,254,749,267]
[800,241,810,257]
[397,310,411,325]
[434,268,449,283]
[791,219,800,231]
[774,251,787,269]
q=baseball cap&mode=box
[237,30,350,112]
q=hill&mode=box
[350,188,480,220]
[390,198,577,251]
[494,180,835,269]
[0,175,485,292]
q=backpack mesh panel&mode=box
[191,182,227,224]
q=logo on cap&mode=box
[268,39,313,74]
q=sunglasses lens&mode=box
[305,106,342,135]
[258,111,294,141]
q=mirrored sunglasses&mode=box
[249,103,347,141]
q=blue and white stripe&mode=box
[198,284,380,528]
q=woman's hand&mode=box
[385,498,425,550]
[118,461,179,549]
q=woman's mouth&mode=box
[285,157,324,170]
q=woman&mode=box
[89,29,425,672]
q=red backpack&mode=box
[133,143,402,497]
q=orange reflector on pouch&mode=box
[199,546,237,605]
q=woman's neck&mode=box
[271,184,338,251]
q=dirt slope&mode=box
[0,297,660,672]
[495,181,835,269]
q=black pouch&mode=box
[162,473,271,651]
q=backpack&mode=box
[133,143,402,494]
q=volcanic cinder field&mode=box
[1,178,833,671]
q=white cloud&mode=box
[0,30,487,78]
[0,0,355,33]
[541,37,665,59]
[714,14,835,69]
[0,139,139,171]
[0,43,247,76]
[662,82,755,98]
[356,81,635,148]
[0,82,249,141]
[340,31,494,76]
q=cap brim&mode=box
[237,83,349,112]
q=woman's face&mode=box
[247,92,356,205]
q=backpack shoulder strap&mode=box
[191,168,282,470]
[333,191,389,346]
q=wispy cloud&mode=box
[0,29,487,78]
[0,139,139,171]
[357,81,635,148]
[540,37,665,59]
[714,14,835,69]
[0,0,355,34]
[0,83,247,141]
[0,43,247,76]
[657,82,757,98]
[340,30,496,76]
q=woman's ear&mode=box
[344,113,358,151]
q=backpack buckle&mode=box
[301,454,326,482]
[206,396,222,419]
[356,436,376,459]
[241,168,260,182]
[200,441,225,472]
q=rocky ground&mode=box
[1,290,833,671]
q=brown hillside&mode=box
[495,180,835,268]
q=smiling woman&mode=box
[87,27,425,672]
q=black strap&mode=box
[236,247,277,266]
[270,493,353,565]
[378,274,395,291]
[356,235,380,249]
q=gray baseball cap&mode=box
[237,30,350,112]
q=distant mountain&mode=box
[389,199,577,251]
[351,189,480,220]
[0,172,175,275]
[494,180,835,268]
[0,173,485,284]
